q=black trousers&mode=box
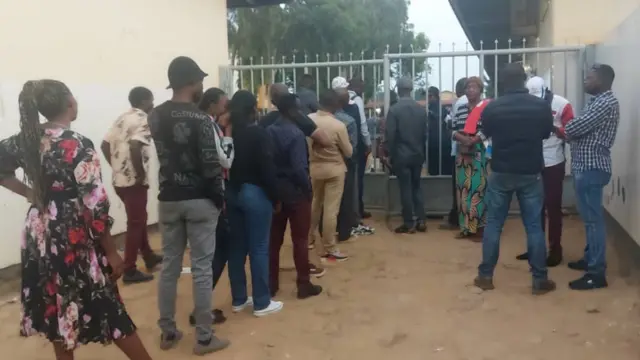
[319,162,357,242]
[212,210,230,289]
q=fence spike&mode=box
[522,38,527,48]
[386,44,390,53]
[465,41,469,50]
[508,38,512,49]
[438,42,442,51]
[536,37,540,46]
[361,50,365,59]
[350,52,353,61]
[480,40,484,50]
[452,42,456,51]
[494,39,499,48]
[250,57,254,65]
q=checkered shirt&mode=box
[565,90,619,173]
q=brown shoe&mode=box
[473,276,495,291]
[532,279,556,295]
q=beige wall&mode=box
[551,0,640,45]
[0,0,229,268]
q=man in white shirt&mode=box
[515,76,574,266]
[101,87,162,284]
[440,78,468,230]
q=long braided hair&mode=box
[18,80,72,210]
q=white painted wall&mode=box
[0,0,229,268]
[552,0,640,45]
[595,8,640,245]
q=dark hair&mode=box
[199,87,226,111]
[275,93,298,115]
[319,89,339,109]
[428,86,440,99]
[19,80,72,210]
[500,63,527,89]
[229,90,257,133]
[455,78,468,97]
[300,74,314,87]
[349,76,364,89]
[593,64,615,88]
[128,86,153,108]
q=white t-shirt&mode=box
[543,95,574,167]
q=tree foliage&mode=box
[227,0,430,98]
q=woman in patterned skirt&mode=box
[0,80,152,359]
[451,77,489,241]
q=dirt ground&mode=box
[1,216,639,360]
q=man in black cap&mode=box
[149,56,230,355]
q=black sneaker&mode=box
[568,259,587,271]
[297,283,323,299]
[395,225,415,234]
[189,310,227,326]
[569,274,608,291]
[515,252,529,261]
[362,211,372,219]
[144,253,163,271]
[546,251,563,267]
[532,279,557,295]
[415,221,427,233]
[122,269,154,284]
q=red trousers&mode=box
[115,185,152,271]
[269,199,311,291]
[542,162,565,253]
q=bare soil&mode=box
[1,217,639,359]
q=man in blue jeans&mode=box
[474,63,557,295]
[562,64,619,290]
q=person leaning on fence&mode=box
[385,76,428,234]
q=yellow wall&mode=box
[0,0,229,268]
[551,0,640,44]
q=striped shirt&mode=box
[565,90,619,173]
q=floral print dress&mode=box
[0,128,136,350]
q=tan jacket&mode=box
[307,111,353,180]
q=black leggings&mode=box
[212,211,230,289]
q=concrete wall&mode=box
[551,0,640,45]
[594,8,640,246]
[0,0,229,269]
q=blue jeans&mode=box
[478,172,548,282]
[573,170,611,277]
[226,184,273,310]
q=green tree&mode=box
[227,0,429,99]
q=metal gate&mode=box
[218,41,587,222]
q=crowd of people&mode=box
[0,53,620,359]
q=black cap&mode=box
[166,56,208,89]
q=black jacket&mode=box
[482,88,554,175]
[385,97,428,166]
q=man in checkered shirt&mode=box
[558,64,619,291]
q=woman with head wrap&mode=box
[0,80,152,359]
[451,76,490,241]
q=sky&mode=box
[408,0,480,91]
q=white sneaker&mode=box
[253,300,283,317]
[232,297,253,313]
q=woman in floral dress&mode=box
[451,77,489,241]
[0,80,152,360]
